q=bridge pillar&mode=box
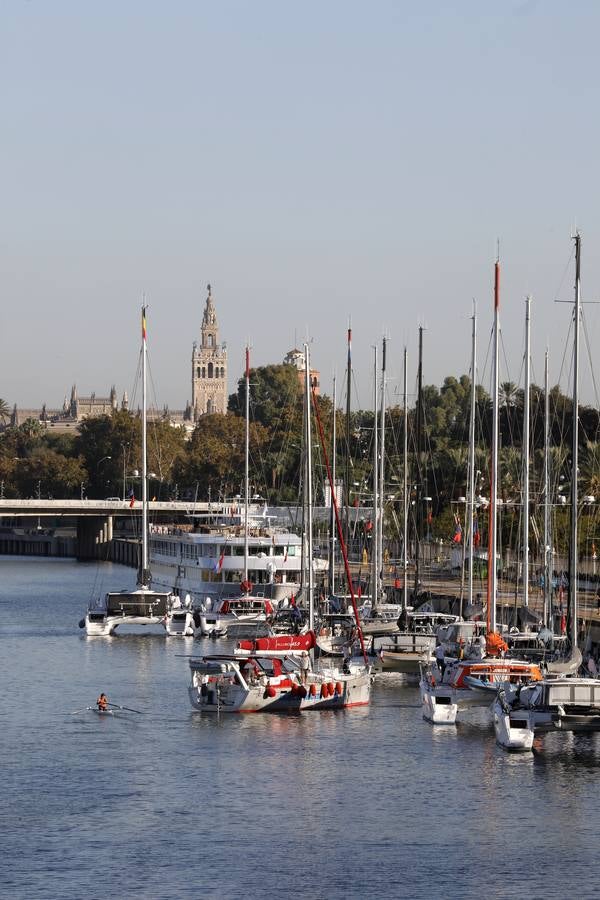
[77,516,112,561]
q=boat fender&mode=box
[335,682,343,696]
[297,685,307,699]
[321,684,329,699]
[327,682,335,697]
[309,684,317,697]
[78,619,85,629]
[265,683,277,699]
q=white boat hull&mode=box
[189,669,371,714]
[492,699,534,751]
[420,678,458,724]
[165,610,195,637]
[85,613,167,636]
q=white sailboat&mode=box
[188,343,372,712]
[493,232,600,750]
[420,256,542,723]
[84,306,178,636]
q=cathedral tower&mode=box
[192,284,228,419]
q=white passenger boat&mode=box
[149,514,324,614]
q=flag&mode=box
[214,548,225,573]
[284,545,288,562]
[142,307,147,342]
[128,488,135,508]
[473,516,480,548]
[452,514,462,544]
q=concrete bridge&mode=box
[0,499,360,563]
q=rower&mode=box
[97,692,108,711]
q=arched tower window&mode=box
[202,367,206,378]
[208,363,213,378]
[207,399,213,414]
[196,367,201,378]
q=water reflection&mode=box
[2,558,600,900]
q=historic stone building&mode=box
[192,285,228,419]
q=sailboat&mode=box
[84,306,176,636]
[188,344,372,712]
[493,232,600,750]
[420,256,542,724]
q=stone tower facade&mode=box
[192,284,228,419]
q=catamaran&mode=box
[83,306,176,637]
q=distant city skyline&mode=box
[3,2,600,411]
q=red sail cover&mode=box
[238,631,316,652]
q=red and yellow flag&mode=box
[142,308,147,341]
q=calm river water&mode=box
[1,557,600,899]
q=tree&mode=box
[0,399,10,424]
[13,448,87,498]
[174,414,269,500]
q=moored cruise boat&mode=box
[149,507,326,612]
[188,650,371,713]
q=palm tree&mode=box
[0,398,9,424]
[499,382,519,410]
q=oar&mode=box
[70,707,94,715]
[107,702,143,714]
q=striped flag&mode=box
[214,548,225,573]
[142,307,147,342]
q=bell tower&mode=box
[192,284,228,419]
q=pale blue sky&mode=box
[2,1,600,411]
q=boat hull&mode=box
[165,610,195,636]
[420,679,458,724]
[189,671,371,714]
[493,699,534,751]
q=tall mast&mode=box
[345,323,352,544]
[330,375,337,595]
[371,344,379,607]
[522,296,531,609]
[543,348,551,628]
[488,256,500,634]
[141,304,149,587]
[465,303,477,618]
[304,344,314,632]
[403,347,409,611]
[244,346,250,583]
[570,233,581,649]
[378,337,387,601]
[414,326,424,601]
